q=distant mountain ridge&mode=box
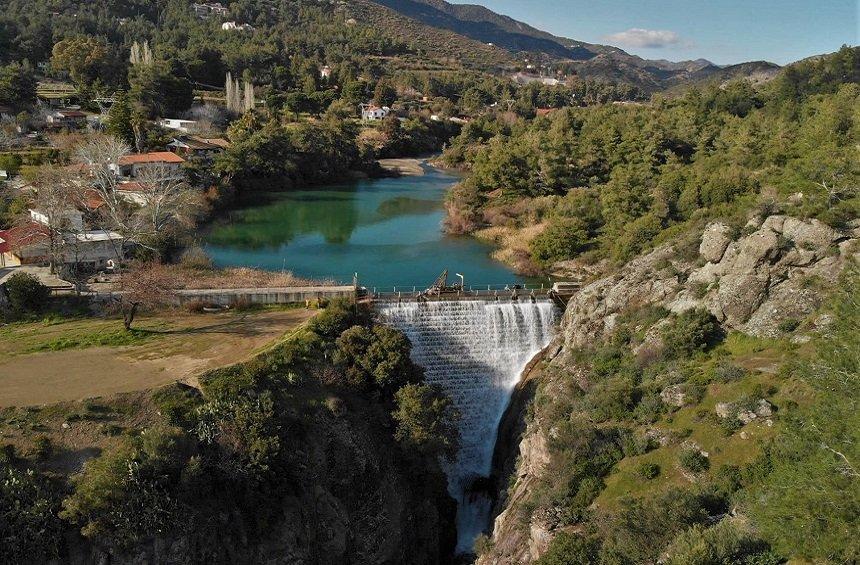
[367,0,781,91]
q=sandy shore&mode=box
[377,158,426,176]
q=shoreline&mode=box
[377,157,428,176]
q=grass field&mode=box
[0,308,316,407]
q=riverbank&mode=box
[377,157,427,176]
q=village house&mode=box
[167,136,228,161]
[320,65,332,79]
[159,118,198,133]
[110,152,185,179]
[192,2,229,19]
[360,104,391,121]
[45,109,87,129]
[0,209,123,270]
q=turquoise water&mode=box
[204,167,525,288]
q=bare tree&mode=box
[119,262,179,330]
[134,163,204,237]
[29,166,84,273]
[243,80,255,113]
[75,135,204,266]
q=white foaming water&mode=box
[378,299,559,554]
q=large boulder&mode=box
[781,217,841,250]
[699,223,733,263]
[713,272,770,324]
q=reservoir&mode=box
[204,166,524,288]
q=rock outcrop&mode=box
[479,214,857,564]
[559,215,856,354]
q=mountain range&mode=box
[361,0,782,91]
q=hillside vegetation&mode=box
[444,46,859,275]
[472,47,859,565]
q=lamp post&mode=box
[455,273,465,290]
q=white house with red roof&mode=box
[110,151,185,179]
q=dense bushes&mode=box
[334,324,423,395]
[2,272,50,318]
[0,458,64,563]
[661,309,723,358]
[392,383,459,461]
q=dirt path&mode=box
[0,309,315,407]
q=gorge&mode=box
[379,299,560,552]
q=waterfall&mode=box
[378,299,559,554]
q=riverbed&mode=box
[204,166,525,289]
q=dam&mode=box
[378,298,560,553]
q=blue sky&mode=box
[449,0,859,65]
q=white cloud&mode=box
[604,28,686,49]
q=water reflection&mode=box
[204,168,524,287]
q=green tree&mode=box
[373,80,396,107]
[392,384,459,461]
[0,61,36,109]
[50,36,109,86]
[128,60,193,118]
[334,324,423,394]
[530,217,590,266]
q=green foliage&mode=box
[679,449,711,474]
[598,488,713,564]
[636,462,661,480]
[128,60,194,119]
[742,268,859,563]
[536,532,600,565]
[50,36,111,86]
[661,309,722,359]
[392,383,459,461]
[306,298,369,341]
[152,384,204,427]
[3,272,50,317]
[0,462,64,563]
[334,324,423,395]
[530,217,590,266]
[0,61,36,109]
[60,427,185,548]
[664,520,779,565]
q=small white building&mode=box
[320,65,332,79]
[193,2,228,19]
[0,170,8,182]
[221,21,254,31]
[159,118,198,133]
[361,105,391,121]
[30,208,84,231]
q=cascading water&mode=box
[378,299,559,553]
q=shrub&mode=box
[3,272,50,315]
[334,324,423,395]
[529,217,590,266]
[662,309,722,358]
[32,436,53,460]
[536,532,600,564]
[0,463,64,563]
[679,449,711,474]
[392,384,459,461]
[637,462,661,480]
[664,520,778,565]
[777,318,800,333]
[179,246,213,270]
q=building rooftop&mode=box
[118,152,185,166]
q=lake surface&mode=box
[204,167,525,288]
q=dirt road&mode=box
[0,309,315,407]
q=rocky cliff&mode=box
[478,215,858,564]
[66,395,456,565]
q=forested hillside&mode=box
[467,47,860,565]
[443,46,859,275]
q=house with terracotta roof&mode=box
[110,152,185,179]
[167,136,228,161]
